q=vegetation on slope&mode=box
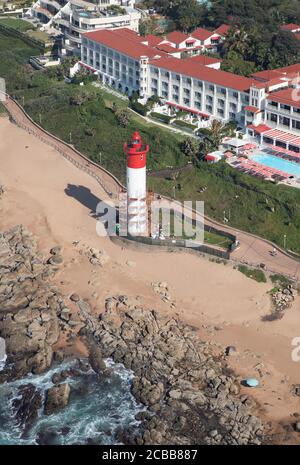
[1,30,300,254]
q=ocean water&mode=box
[0,359,144,445]
[252,153,300,178]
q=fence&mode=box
[5,95,124,199]
[113,234,231,260]
[0,22,46,50]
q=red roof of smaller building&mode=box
[183,54,221,66]
[192,27,214,41]
[281,23,300,31]
[247,123,271,133]
[214,24,230,36]
[143,34,162,47]
[245,105,260,113]
[165,30,188,44]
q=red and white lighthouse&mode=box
[124,131,149,236]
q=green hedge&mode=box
[130,100,148,116]
[172,119,197,130]
[150,112,172,124]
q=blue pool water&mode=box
[252,153,300,178]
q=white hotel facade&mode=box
[80,27,300,149]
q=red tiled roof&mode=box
[167,101,209,117]
[247,124,271,133]
[214,24,230,36]
[245,105,260,113]
[183,54,222,66]
[84,28,161,60]
[192,27,214,41]
[166,30,188,44]
[281,23,300,31]
[143,34,162,47]
[149,56,253,91]
[267,87,300,109]
[251,69,283,82]
[155,44,178,54]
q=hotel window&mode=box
[122,64,126,71]
[173,84,179,92]
[280,104,291,111]
[89,58,94,66]
[195,92,202,100]
[218,108,224,117]
[196,81,203,88]
[151,78,158,85]
[115,62,120,69]
[122,73,126,80]
[175,74,180,81]
[129,68,133,76]
[229,112,235,119]
[96,53,99,60]
[172,94,179,102]
[208,84,214,92]
[115,53,120,60]
[269,100,278,108]
[153,68,159,75]
[206,95,213,103]
[96,61,100,68]
[293,107,300,114]
[102,64,106,71]
[83,55,87,62]
[218,99,225,107]
[151,87,158,94]
[217,87,226,95]
[162,90,168,98]
[83,46,87,54]
[232,91,238,99]
[230,102,237,110]
[279,116,290,127]
[292,120,300,130]
[206,105,213,113]
[108,58,113,66]
[184,88,190,95]
[109,67,113,74]
[183,98,190,106]
[89,49,93,56]
[270,113,277,123]
[195,101,201,109]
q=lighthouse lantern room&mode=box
[124,131,149,236]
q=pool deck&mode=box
[227,145,300,189]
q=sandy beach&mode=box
[1,116,300,440]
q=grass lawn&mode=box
[0,18,33,32]
[1,31,300,255]
[237,265,267,283]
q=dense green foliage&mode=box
[237,265,267,283]
[146,0,300,74]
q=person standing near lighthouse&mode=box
[124,131,149,236]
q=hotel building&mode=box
[80,27,300,150]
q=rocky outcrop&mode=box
[44,383,71,415]
[0,225,62,381]
[78,295,265,445]
[12,384,43,436]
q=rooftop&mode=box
[165,30,188,44]
[148,55,253,92]
[183,54,222,66]
[281,23,300,31]
[214,24,230,36]
[84,28,162,60]
[192,27,215,41]
[267,87,300,109]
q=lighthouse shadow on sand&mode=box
[64,184,113,225]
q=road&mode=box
[2,93,300,280]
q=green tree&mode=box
[115,108,130,127]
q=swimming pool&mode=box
[251,153,300,178]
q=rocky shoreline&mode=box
[0,221,272,445]
[77,295,267,445]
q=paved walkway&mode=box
[2,93,300,281]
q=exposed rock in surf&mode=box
[12,383,43,436]
[44,383,71,415]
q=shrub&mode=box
[130,99,148,116]
[172,119,197,131]
[150,112,172,124]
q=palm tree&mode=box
[199,119,230,152]
[223,26,251,57]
